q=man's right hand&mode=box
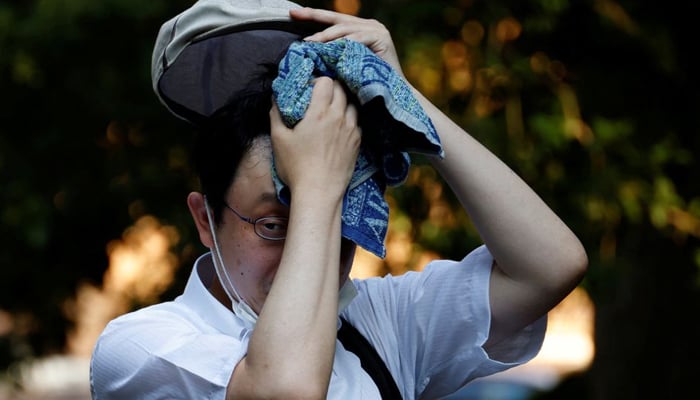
[270,77,361,201]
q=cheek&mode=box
[234,242,284,282]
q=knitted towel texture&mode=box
[272,38,444,258]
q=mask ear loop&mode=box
[203,196,258,324]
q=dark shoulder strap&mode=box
[338,317,402,399]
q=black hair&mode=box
[191,90,273,226]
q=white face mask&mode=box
[204,198,259,325]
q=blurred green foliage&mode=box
[0,0,698,398]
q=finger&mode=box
[304,22,384,44]
[269,102,288,132]
[303,23,356,43]
[330,80,348,111]
[292,8,375,43]
[344,102,359,131]
[290,7,358,25]
[306,77,334,112]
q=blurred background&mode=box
[1,0,698,399]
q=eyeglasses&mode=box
[224,203,288,241]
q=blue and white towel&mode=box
[271,38,444,258]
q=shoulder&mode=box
[352,245,493,297]
[90,301,246,398]
[102,301,198,335]
[93,302,202,364]
[343,245,494,342]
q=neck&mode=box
[208,276,233,309]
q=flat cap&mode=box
[151,0,324,123]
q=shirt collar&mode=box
[178,252,253,338]
[338,278,358,313]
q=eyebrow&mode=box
[257,191,283,205]
[253,191,288,215]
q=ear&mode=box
[187,192,214,249]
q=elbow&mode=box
[571,240,589,282]
[554,239,588,292]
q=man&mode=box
[90,2,587,399]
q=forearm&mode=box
[232,191,343,399]
[415,88,586,293]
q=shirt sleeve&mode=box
[90,305,245,400]
[343,245,547,400]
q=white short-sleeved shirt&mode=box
[90,245,546,399]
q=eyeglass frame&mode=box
[223,202,288,241]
